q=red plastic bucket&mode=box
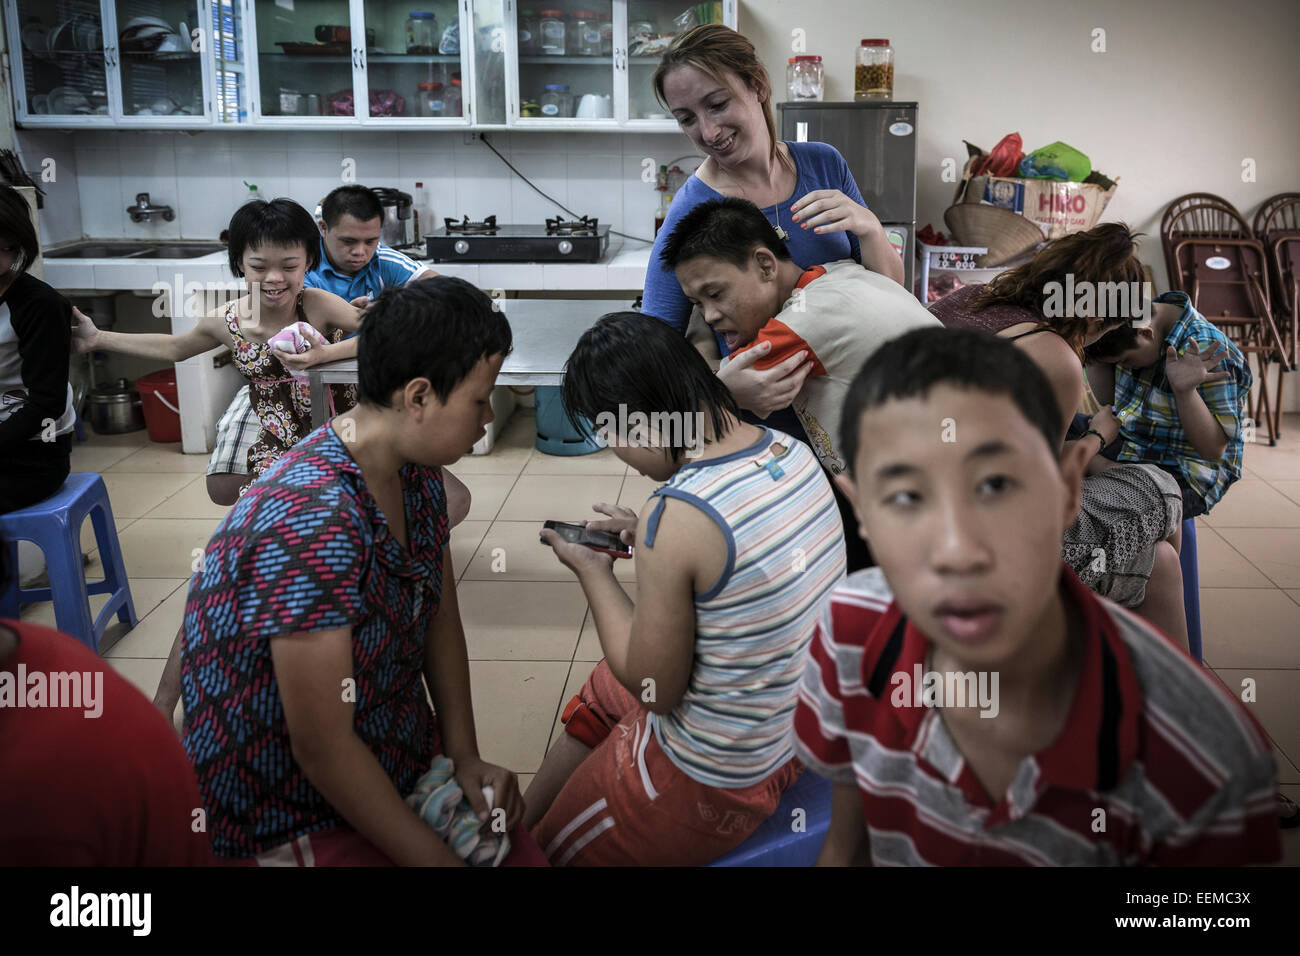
[135,369,182,443]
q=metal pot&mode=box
[371,187,413,247]
[86,378,146,434]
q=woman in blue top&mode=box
[646,24,903,422]
[644,25,900,571]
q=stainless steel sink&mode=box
[44,240,225,259]
[45,241,152,259]
[132,242,226,259]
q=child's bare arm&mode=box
[817,782,871,866]
[71,306,227,362]
[304,286,365,335]
[271,624,464,866]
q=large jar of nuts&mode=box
[855,38,894,100]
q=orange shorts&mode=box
[532,659,800,867]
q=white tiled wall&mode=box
[16,129,692,249]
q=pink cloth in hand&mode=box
[267,321,329,380]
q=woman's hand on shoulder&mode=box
[791,189,881,239]
[717,343,812,418]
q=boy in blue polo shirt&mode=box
[1083,291,1252,518]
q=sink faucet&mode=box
[127,193,175,223]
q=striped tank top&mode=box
[645,426,847,788]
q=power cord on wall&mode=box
[478,133,697,246]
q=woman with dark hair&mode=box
[928,222,1188,650]
[72,197,362,489]
[0,185,77,513]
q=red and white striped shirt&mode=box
[793,566,1282,866]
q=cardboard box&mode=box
[963,174,1117,241]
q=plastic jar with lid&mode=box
[538,10,566,55]
[407,12,438,54]
[539,84,572,117]
[518,10,539,55]
[569,12,601,55]
[787,55,824,101]
[598,13,613,56]
[443,77,462,117]
[855,38,894,100]
[417,81,445,116]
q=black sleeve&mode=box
[0,277,73,450]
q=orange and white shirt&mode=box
[720,260,939,475]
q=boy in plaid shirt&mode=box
[1083,291,1252,517]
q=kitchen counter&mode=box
[43,236,655,295]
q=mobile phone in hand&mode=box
[542,520,633,558]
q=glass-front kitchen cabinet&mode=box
[5,0,733,129]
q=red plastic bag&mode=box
[972,133,1024,178]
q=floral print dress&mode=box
[224,295,357,478]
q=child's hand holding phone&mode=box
[581,502,638,549]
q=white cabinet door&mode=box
[506,0,618,129]
[110,0,215,126]
[6,0,116,126]
[245,0,363,124]
[356,0,474,126]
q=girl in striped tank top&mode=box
[526,312,846,866]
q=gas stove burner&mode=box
[445,215,499,235]
[546,215,599,237]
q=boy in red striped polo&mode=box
[795,327,1281,866]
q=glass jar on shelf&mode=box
[786,55,824,101]
[539,84,573,117]
[598,13,613,56]
[854,38,894,100]
[538,10,566,55]
[629,18,654,43]
[417,81,445,116]
[407,12,439,54]
[569,11,601,56]
[518,9,540,55]
[443,77,463,116]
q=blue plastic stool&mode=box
[0,473,137,651]
[707,770,833,867]
[534,385,602,456]
[1179,517,1202,662]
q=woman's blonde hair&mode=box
[652,24,794,174]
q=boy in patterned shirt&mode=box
[1083,291,1252,518]
[794,327,1280,866]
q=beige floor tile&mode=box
[77,427,154,448]
[103,582,191,659]
[548,664,588,751]
[93,472,196,519]
[115,518,225,579]
[468,660,572,774]
[1193,526,1275,588]
[516,773,535,794]
[523,447,628,476]
[1211,668,1300,771]
[496,474,626,523]
[451,413,536,475]
[105,445,209,474]
[1240,440,1300,480]
[20,576,184,636]
[618,474,663,511]
[461,473,518,522]
[462,521,637,585]
[78,513,134,560]
[1203,479,1300,528]
[144,476,234,520]
[1200,589,1300,669]
[1215,528,1300,588]
[108,656,166,699]
[459,580,585,661]
[1287,590,1300,608]
[575,585,638,661]
[69,443,141,472]
[1270,481,1300,507]
[449,520,490,581]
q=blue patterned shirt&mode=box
[1111,292,1251,513]
[181,424,448,857]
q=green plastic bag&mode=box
[1018,142,1092,182]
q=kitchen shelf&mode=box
[259,52,461,63]
[518,56,613,65]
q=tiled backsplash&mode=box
[18,129,696,248]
